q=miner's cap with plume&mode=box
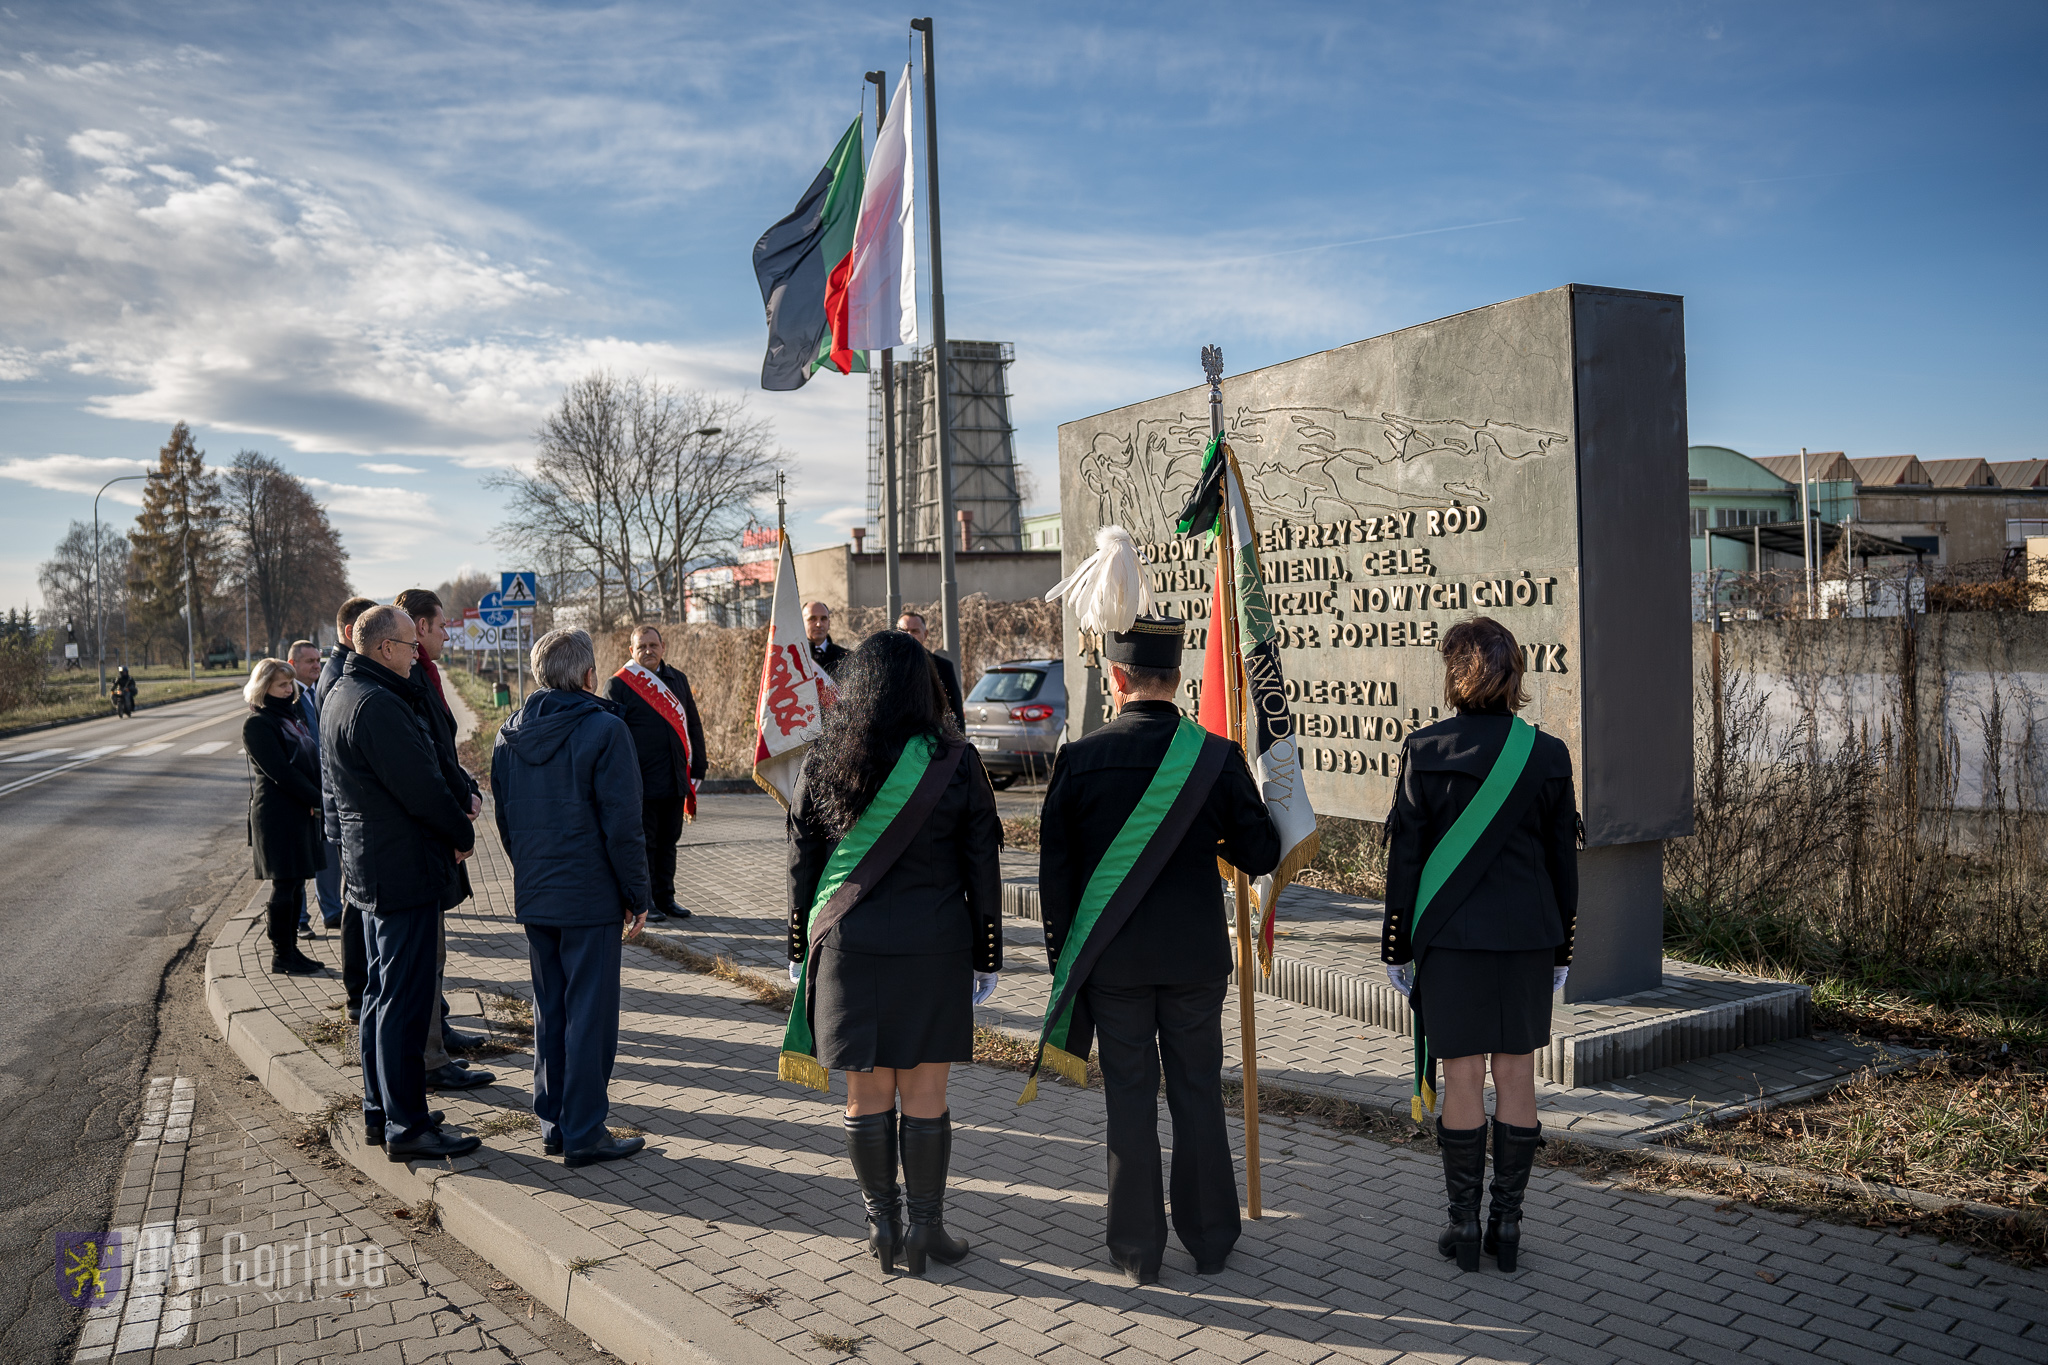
[1045,526,1186,669]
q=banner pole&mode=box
[1206,344,1261,1220]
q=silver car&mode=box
[963,658,1066,790]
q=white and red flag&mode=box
[846,64,918,352]
[752,534,838,806]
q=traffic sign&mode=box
[499,571,537,608]
[478,590,514,629]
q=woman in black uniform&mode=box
[1382,617,1578,1273]
[242,657,328,976]
[787,630,1003,1275]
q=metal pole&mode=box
[911,17,960,662]
[181,479,196,681]
[678,426,723,624]
[1797,446,1815,618]
[92,473,148,697]
[869,69,903,625]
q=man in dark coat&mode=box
[1037,617,1280,1284]
[396,587,493,1090]
[895,611,964,727]
[602,625,707,923]
[289,638,341,937]
[321,604,483,1162]
[804,601,849,675]
[320,595,378,1016]
[493,627,652,1168]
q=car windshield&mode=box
[968,669,1045,703]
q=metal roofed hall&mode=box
[1754,451,1857,483]
[1921,457,1997,488]
[1848,454,1931,486]
[1991,459,2048,489]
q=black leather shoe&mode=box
[387,1125,481,1162]
[642,908,669,924]
[1437,1119,1488,1272]
[1195,1257,1229,1275]
[563,1135,645,1168]
[441,1027,485,1051]
[426,1062,495,1090]
[1111,1252,1160,1285]
[544,1134,562,1155]
[899,1111,969,1275]
[365,1110,444,1146]
[298,926,320,940]
[270,951,325,976]
[346,1005,361,1024]
[665,902,692,920]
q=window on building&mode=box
[1901,535,1940,556]
[1689,508,1708,538]
[1714,508,1780,529]
[1688,478,1708,490]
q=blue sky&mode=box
[2,1,2043,611]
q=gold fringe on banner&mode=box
[1412,1075,1437,1124]
[1016,1044,1089,1106]
[779,1051,829,1092]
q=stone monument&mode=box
[1056,284,1693,1001]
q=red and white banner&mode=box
[846,64,918,352]
[752,534,837,806]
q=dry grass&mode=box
[729,1286,786,1312]
[297,1016,350,1050]
[1292,814,1388,899]
[808,1331,869,1357]
[566,1253,622,1277]
[634,936,795,1012]
[291,1092,361,1151]
[971,1027,1103,1086]
[999,816,1040,850]
[472,1111,540,1138]
[483,992,535,1031]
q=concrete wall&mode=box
[790,545,1064,616]
[1853,487,2048,567]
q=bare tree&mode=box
[489,372,782,632]
[222,450,352,656]
[38,521,131,660]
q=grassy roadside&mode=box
[444,666,513,776]
[0,664,243,735]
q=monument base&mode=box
[1003,881,1811,1091]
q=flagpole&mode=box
[1205,344,1262,1220]
[911,16,960,663]
[867,69,903,624]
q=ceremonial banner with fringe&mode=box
[779,736,966,1090]
[1020,717,1228,1103]
[1405,715,1540,1120]
[1177,433,1319,973]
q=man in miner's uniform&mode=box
[1025,526,1280,1285]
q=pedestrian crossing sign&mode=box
[499,572,537,608]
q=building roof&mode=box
[1849,455,1931,487]
[1991,459,2048,489]
[1921,457,1997,488]
[1754,451,1857,484]
[1687,445,1792,491]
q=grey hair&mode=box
[243,657,295,710]
[532,628,595,691]
[354,603,411,656]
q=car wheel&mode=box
[987,773,1017,791]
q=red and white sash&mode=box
[615,661,697,821]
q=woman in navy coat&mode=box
[242,658,327,976]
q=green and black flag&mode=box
[752,118,868,392]
[1020,718,1229,1103]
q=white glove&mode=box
[1386,962,1415,1000]
[1552,966,1569,994]
[788,960,802,985]
[972,972,999,1005]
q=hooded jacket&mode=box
[490,686,651,926]
[320,651,475,915]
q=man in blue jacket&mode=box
[492,627,652,1168]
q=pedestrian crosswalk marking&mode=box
[185,741,229,756]
[124,743,173,757]
[1,747,71,763]
[74,745,127,759]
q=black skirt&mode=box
[1416,947,1555,1059]
[812,946,973,1071]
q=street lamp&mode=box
[93,471,159,697]
[674,427,722,622]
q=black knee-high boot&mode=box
[266,882,319,974]
[843,1111,902,1272]
[1485,1119,1543,1272]
[899,1111,969,1275]
[1435,1120,1487,1272]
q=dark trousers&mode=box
[1085,977,1241,1272]
[264,880,299,956]
[313,843,344,925]
[342,900,369,1009]
[360,908,439,1140]
[642,796,687,909]
[526,923,623,1151]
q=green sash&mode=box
[1409,716,1537,1121]
[1020,717,1212,1104]
[779,737,939,1091]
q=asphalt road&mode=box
[0,691,255,1360]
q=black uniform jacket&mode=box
[411,661,481,903]
[1380,708,1579,967]
[1039,700,1281,987]
[317,644,350,843]
[243,694,327,882]
[601,662,708,799]
[809,637,850,675]
[786,739,1003,971]
[320,652,476,915]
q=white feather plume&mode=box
[1045,525,1154,635]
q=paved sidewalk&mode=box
[222,795,2048,1365]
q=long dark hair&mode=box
[805,630,958,837]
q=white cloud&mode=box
[167,117,216,138]
[0,453,156,502]
[360,461,424,475]
[66,128,140,164]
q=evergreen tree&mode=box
[128,423,225,667]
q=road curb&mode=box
[201,893,807,1365]
[0,680,244,739]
